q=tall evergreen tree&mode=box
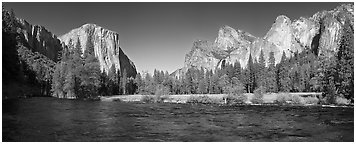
[278,51,291,92]
[207,70,214,94]
[84,36,95,58]
[246,53,255,93]
[134,73,144,94]
[256,50,266,88]
[266,51,277,92]
[51,63,65,98]
[121,69,127,95]
[107,65,119,95]
[233,61,242,82]
[80,52,100,98]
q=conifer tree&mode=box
[266,51,277,92]
[233,61,242,82]
[246,53,255,93]
[121,69,127,95]
[256,50,266,88]
[278,51,291,92]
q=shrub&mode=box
[224,94,247,104]
[290,95,302,105]
[224,84,247,104]
[144,84,171,103]
[187,95,199,103]
[200,95,213,104]
[186,95,199,104]
[251,86,265,104]
[113,98,121,102]
[274,93,292,104]
[210,97,224,104]
[186,95,216,104]
[140,95,155,103]
[318,96,328,105]
[274,93,303,105]
[335,96,350,105]
[302,96,319,105]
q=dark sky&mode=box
[3,2,347,73]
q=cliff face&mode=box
[175,26,255,77]
[174,4,353,76]
[15,18,63,62]
[59,24,137,77]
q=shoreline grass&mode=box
[100,92,353,107]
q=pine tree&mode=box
[84,36,95,59]
[108,65,118,95]
[74,37,83,58]
[256,50,266,88]
[210,71,220,94]
[80,54,100,98]
[246,53,255,93]
[51,63,65,98]
[183,68,194,94]
[144,73,155,95]
[219,74,230,94]
[134,73,144,94]
[121,69,127,95]
[197,67,207,94]
[278,51,291,92]
[98,70,109,96]
[266,51,277,92]
[233,61,242,82]
[63,71,75,98]
[162,71,173,93]
[206,69,213,94]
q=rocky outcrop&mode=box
[14,18,63,62]
[173,26,256,77]
[174,4,353,76]
[59,24,137,77]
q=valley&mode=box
[2,2,354,142]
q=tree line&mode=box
[134,27,353,104]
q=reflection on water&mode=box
[2,97,354,142]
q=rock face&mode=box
[173,4,353,77]
[15,18,63,62]
[59,24,137,77]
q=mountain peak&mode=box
[81,23,98,28]
[73,23,119,35]
[275,15,291,24]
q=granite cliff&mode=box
[59,24,137,78]
[173,4,353,77]
[11,16,63,62]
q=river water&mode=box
[2,97,354,142]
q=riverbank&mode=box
[100,93,353,107]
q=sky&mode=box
[3,2,347,74]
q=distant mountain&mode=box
[172,4,354,78]
[59,24,137,78]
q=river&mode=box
[2,97,354,141]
